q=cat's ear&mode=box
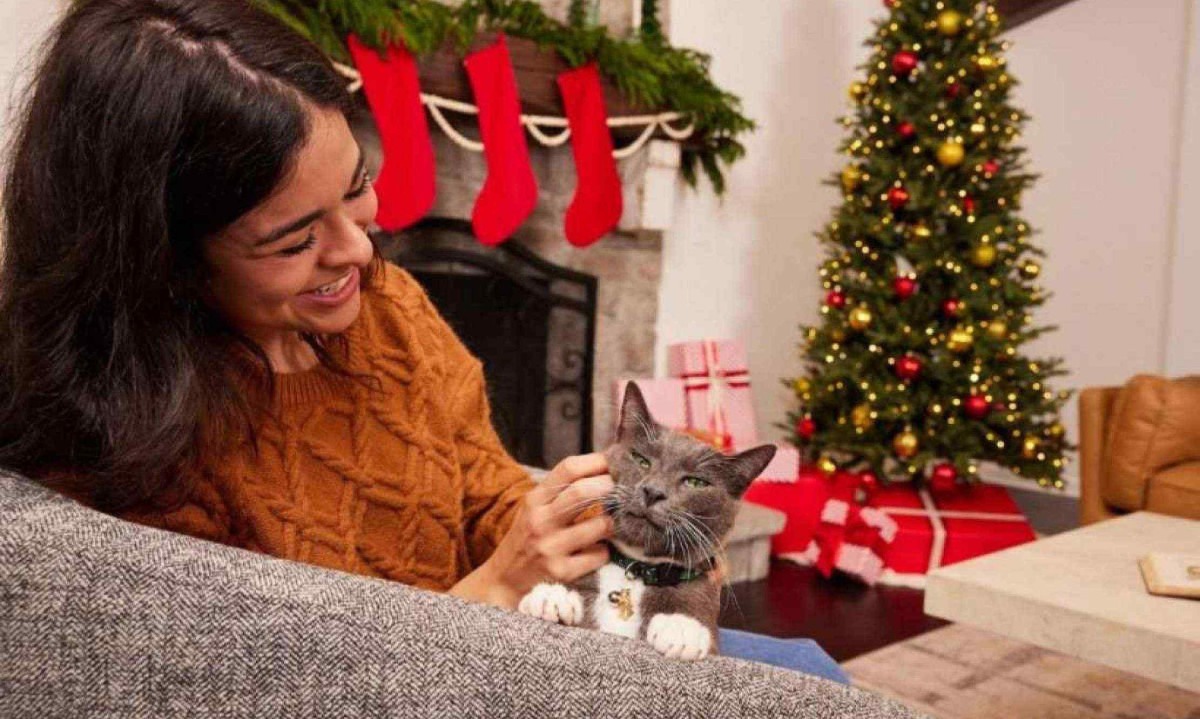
[724,444,778,497]
[617,381,659,443]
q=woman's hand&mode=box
[481,453,615,610]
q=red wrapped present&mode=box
[868,483,1036,587]
[742,465,830,556]
[666,339,756,451]
[796,471,897,585]
[614,378,687,430]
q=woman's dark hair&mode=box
[0,0,380,510]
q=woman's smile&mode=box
[299,266,360,307]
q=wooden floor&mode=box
[845,624,1200,719]
[717,560,946,662]
[718,485,1082,662]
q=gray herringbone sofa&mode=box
[0,471,922,718]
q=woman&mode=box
[0,0,614,610]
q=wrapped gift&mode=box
[666,339,757,451]
[868,483,1036,585]
[790,471,897,585]
[614,378,687,431]
[756,444,800,483]
[742,465,830,556]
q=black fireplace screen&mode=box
[378,218,597,469]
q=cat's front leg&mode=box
[517,583,585,626]
[645,613,713,660]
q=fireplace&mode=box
[379,218,598,468]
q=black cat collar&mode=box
[604,541,715,587]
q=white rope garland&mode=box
[332,60,694,159]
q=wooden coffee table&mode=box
[924,511,1200,691]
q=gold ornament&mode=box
[971,244,997,268]
[841,165,863,192]
[852,404,873,429]
[936,141,965,167]
[986,319,1008,339]
[792,377,812,396]
[1021,261,1041,278]
[892,431,919,459]
[831,328,847,343]
[1021,436,1039,459]
[849,306,873,331]
[910,223,932,241]
[1046,423,1066,439]
[848,81,867,102]
[947,328,974,353]
[936,9,963,36]
[817,456,838,476]
[975,54,998,72]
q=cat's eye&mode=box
[630,450,651,469]
[682,476,710,489]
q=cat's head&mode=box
[603,382,777,566]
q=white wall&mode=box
[0,1,61,160]
[657,0,1196,495]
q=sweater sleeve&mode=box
[449,360,537,569]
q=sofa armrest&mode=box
[0,472,919,718]
[1078,386,1123,525]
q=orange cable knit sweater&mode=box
[119,263,536,592]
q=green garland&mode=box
[251,0,754,193]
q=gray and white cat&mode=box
[518,382,776,660]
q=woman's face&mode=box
[203,105,378,357]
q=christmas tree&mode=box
[788,0,1070,490]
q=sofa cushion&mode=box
[1103,375,1200,512]
[1146,461,1200,520]
[0,470,919,718]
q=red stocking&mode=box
[464,34,538,245]
[558,63,622,247]
[347,35,436,232]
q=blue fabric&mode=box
[717,628,849,685]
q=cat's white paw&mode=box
[646,613,712,660]
[517,583,585,626]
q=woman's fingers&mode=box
[530,453,609,504]
[548,542,609,583]
[537,513,613,560]
[542,473,613,525]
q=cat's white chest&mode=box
[593,563,647,638]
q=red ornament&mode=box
[962,196,977,214]
[982,159,1000,176]
[892,50,919,77]
[884,0,897,6]
[887,186,910,210]
[896,121,916,140]
[992,401,1008,414]
[964,394,991,419]
[945,81,964,99]
[894,354,922,381]
[796,417,817,440]
[929,462,958,492]
[941,298,963,318]
[825,290,847,309]
[893,275,917,300]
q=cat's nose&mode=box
[640,485,667,506]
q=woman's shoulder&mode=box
[352,260,477,376]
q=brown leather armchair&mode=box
[1079,375,1200,525]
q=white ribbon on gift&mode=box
[877,487,1028,576]
[679,340,748,445]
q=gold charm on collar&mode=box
[607,588,634,620]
